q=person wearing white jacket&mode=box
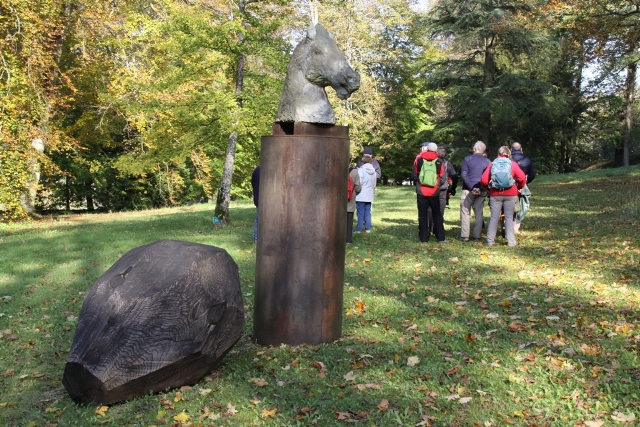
[355,156,377,233]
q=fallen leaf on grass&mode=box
[94,405,108,417]
[611,411,636,422]
[250,378,268,387]
[313,361,327,372]
[198,388,211,396]
[336,411,351,420]
[355,383,382,391]
[377,399,389,411]
[174,391,185,402]
[459,397,472,404]
[407,356,420,366]
[584,421,604,427]
[173,412,189,423]
[262,408,277,418]
[343,371,356,381]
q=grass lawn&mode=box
[1,166,639,427]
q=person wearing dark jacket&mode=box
[459,141,491,241]
[510,142,535,233]
[437,146,458,215]
[412,142,446,243]
[510,142,535,184]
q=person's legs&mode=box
[364,202,372,231]
[471,195,486,239]
[253,208,258,243]
[429,194,446,242]
[502,196,518,246]
[346,211,354,243]
[459,190,473,239]
[356,202,365,232]
[439,190,447,217]
[417,194,430,242]
[486,196,503,246]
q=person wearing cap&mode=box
[459,141,491,242]
[411,142,446,243]
[357,147,381,179]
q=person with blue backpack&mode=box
[480,146,527,247]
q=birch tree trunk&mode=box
[214,0,248,225]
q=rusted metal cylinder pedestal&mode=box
[253,122,349,346]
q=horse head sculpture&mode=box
[275,24,360,124]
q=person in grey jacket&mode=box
[347,166,362,243]
[355,157,377,233]
[460,141,491,241]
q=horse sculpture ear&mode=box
[307,24,316,40]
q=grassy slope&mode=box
[0,166,639,427]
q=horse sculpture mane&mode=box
[275,24,360,124]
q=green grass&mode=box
[1,166,639,427]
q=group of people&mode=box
[254,141,535,247]
[413,140,535,246]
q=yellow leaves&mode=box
[174,391,186,402]
[346,300,366,316]
[173,411,189,423]
[94,405,108,417]
[261,408,278,418]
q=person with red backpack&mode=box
[411,142,446,244]
[346,165,362,243]
[480,146,526,247]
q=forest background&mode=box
[1,0,639,222]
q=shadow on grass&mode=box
[1,175,639,425]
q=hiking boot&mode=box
[459,237,469,242]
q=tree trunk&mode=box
[478,36,496,146]
[214,131,238,225]
[622,50,637,168]
[213,1,247,226]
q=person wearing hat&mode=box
[411,142,446,243]
[459,140,491,241]
[356,147,381,179]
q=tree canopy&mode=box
[1,0,638,220]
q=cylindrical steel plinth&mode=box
[253,123,349,346]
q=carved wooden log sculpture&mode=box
[62,240,245,405]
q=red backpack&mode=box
[347,174,354,200]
